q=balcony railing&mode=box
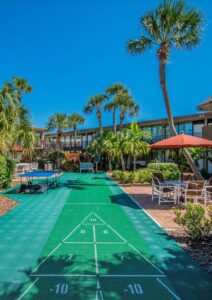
[44,141,92,151]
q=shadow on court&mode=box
[110,193,139,209]
[1,245,211,300]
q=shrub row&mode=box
[0,156,15,189]
[112,163,179,184]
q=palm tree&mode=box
[105,83,126,135]
[123,123,150,172]
[83,94,107,134]
[113,131,129,171]
[13,77,32,103]
[47,113,68,168]
[118,92,139,129]
[103,131,116,171]
[14,106,35,159]
[0,81,34,157]
[67,113,85,151]
[127,0,203,179]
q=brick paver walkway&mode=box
[122,185,180,231]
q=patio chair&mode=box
[152,173,165,183]
[180,180,206,205]
[30,162,38,171]
[152,176,177,205]
[180,173,194,181]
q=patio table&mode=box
[165,180,187,204]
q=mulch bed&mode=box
[168,229,212,274]
[0,195,18,216]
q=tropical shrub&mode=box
[0,156,15,189]
[112,163,180,184]
[62,161,79,172]
[174,204,212,240]
[6,159,15,188]
[137,169,153,184]
[147,163,179,180]
[48,151,66,168]
[65,152,80,163]
[112,170,123,180]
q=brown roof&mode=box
[45,112,212,137]
[198,97,212,112]
[33,127,47,133]
[11,145,24,152]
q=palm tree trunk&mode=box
[120,153,125,171]
[98,116,102,134]
[113,108,117,135]
[120,116,124,131]
[57,135,61,169]
[74,126,77,152]
[108,156,112,171]
[133,155,136,172]
[159,58,203,180]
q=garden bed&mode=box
[0,195,18,216]
[169,229,212,274]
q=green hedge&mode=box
[0,156,15,189]
[112,163,180,184]
[147,163,179,181]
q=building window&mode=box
[165,125,171,138]
[152,126,163,142]
[178,122,192,135]
[193,121,204,137]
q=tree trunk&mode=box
[108,156,112,171]
[57,135,61,169]
[113,108,117,135]
[159,58,203,180]
[98,116,102,134]
[133,155,136,172]
[74,126,77,152]
[120,116,124,131]
[120,153,125,171]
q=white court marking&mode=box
[25,211,180,299]
[157,278,181,300]
[17,278,39,300]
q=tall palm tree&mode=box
[47,113,68,168]
[127,0,203,179]
[67,113,85,152]
[13,77,32,103]
[83,94,107,134]
[105,83,126,135]
[123,123,150,172]
[118,92,139,129]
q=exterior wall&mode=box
[43,113,212,173]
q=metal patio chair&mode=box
[152,176,177,205]
[180,180,206,205]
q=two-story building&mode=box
[44,112,212,173]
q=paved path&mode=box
[0,173,211,299]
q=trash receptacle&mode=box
[44,161,53,171]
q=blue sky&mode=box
[0,0,211,129]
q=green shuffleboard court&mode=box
[0,173,211,299]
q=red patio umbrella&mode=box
[151,133,212,149]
